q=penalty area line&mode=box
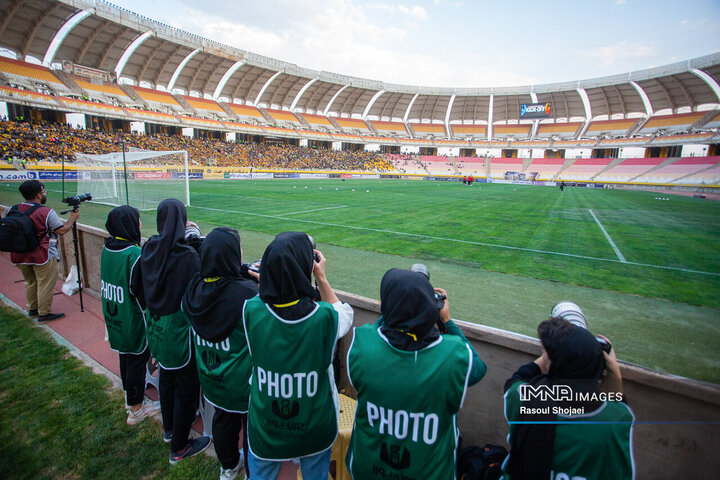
[588,209,626,263]
[189,205,720,278]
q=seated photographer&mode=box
[242,231,353,479]
[502,303,634,480]
[345,267,486,479]
[182,227,259,480]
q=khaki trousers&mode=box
[17,260,58,315]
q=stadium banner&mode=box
[340,174,353,179]
[173,172,203,179]
[204,172,225,179]
[351,174,381,179]
[491,179,513,184]
[504,171,539,182]
[299,173,329,179]
[425,176,461,182]
[274,173,300,179]
[0,171,38,180]
[252,173,274,179]
[225,173,253,179]
[520,102,552,119]
[380,174,401,179]
[38,171,78,180]
[136,172,172,180]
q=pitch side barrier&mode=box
[9,215,711,480]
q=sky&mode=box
[112,0,720,89]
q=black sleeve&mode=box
[504,361,542,393]
[129,259,145,311]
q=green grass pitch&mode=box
[1,179,719,382]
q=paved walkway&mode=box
[0,252,298,479]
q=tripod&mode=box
[60,206,84,312]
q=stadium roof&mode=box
[1,0,719,127]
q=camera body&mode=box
[63,192,92,207]
[240,259,262,276]
[410,263,447,311]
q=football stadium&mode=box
[0,0,719,479]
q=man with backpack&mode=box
[3,180,79,322]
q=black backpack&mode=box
[457,444,508,480]
[0,204,44,252]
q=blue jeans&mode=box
[248,447,331,480]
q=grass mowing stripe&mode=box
[280,204,349,215]
[588,208,627,263]
[189,204,720,278]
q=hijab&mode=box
[105,205,141,250]
[379,268,440,351]
[508,323,606,480]
[139,198,199,316]
[258,231,316,320]
[183,227,258,342]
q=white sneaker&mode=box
[219,449,245,480]
[126,398,161,425]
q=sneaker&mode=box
[126,398,161,425]
[163,431,173,443]
[27,309,38,317]
[169,436,211,465]
[37,312,65,323]
[219,449,245,480]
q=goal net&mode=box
[74,149,190,211]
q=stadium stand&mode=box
[59,97,126,117]
[488,157,524,178]
[454,156,486,176]
[130,86,182,111]
[370,120,408,135]
[536,122,582,139]
[526,158,566,180]
[74,78,133,102]
[451,124,487,137]
[0,57,64,88]
[585,118,639,137]
[593,158,665,182]
[265,108,302,126]
[633,156,720,184]
[333,117,372,132]
[419,155,455,175]
[493,124,532,139]
[300,113,334,128]
[227,104,266,122]
[703,112,720,130]
[675,162,720,185]
[182,95,227,116]
[385,153,425,174]
[651,132,715,145]
[639,112,707,135]
[410,123,446,137]
[558,158,614,181]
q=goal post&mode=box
[74,149,190,211]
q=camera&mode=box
[307,234,320,263]
[551,301,612,353]
[63,193,92,207]
[240,259,262,277]
[410,263,447,312]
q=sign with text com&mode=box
[520,102,552,119]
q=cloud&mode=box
[615,0,626,5]
[577,41,658,67]
[397,5,428,21]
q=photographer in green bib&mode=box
[183,227,260,480]
[242,231,353,479]
[345,267,486,479]
[101,205,160,426]
[130,198,211,465]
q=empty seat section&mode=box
[370,121,408,135]
[183,96,226,115]
[489,158,524,178]
[301,113,334,128]
[420,155,455,174]
[228,104,265,122]
[558,158,613,181]
[131,86,182,110]
[675,162,720,185]
[526,159,565,180]
[386,153,425,174]
[635,157,720,184]
[535,122,581,138]
[594,158,664,182]
[411,123,446,136]
[639,112,706,135]
[0,58,64,87]
[455,157,485,175]
[74,78,132,100]
[584,119,637,137]
[451,124,487,137]
[334,117,371,132]
[265,108,302,125]
[492,124,532,139]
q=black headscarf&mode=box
[183,227,258,342]
[379,268,440,351]
[105,205,141,250]
[258,231,316,320]
[508,324,605,480]
[139,198,199,316]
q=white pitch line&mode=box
[189,204,720,277]
[588,209,626,263]
[280,205,348,216]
